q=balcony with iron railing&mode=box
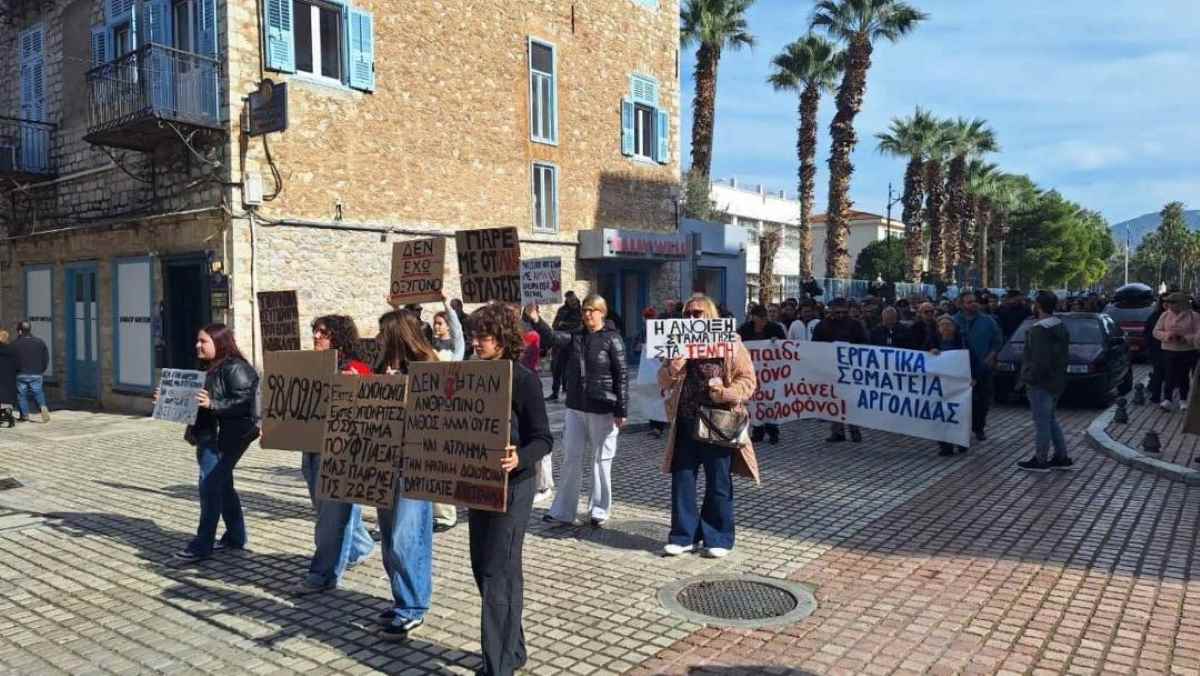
[0,116,55,180]
[85,43,223,152]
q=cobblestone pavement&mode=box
[1107,394,1200,469]
[0,392,1196,675]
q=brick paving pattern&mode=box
[1107,395,1200,469]
[0,393,1195,674]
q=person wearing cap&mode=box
[1152,292,1200,412]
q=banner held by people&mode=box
[318,374,407,507]
[456,227,521,303]
[257,290,300,352]
[519,257,562,306]
[400,359,512,512]
[260,350,338,453]
[390,238,446,305]
[152,369,205,425]
[645,317,737,360]
[744,340,973,447]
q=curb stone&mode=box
[1086,406,1200,485]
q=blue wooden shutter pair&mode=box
[90,26,110,66]
[624,75,669,163]
[197,0,217,57]
[265,0,374,91]
[18,25,45,123]
[264,0,295,72]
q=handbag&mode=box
[692,405,750,448]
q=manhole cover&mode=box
[660,575,817,629]
[0,478,22,491]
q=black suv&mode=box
[994,313,1133,407]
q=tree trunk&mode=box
[944,155,966,281]
[962,193,978,271]
[902,157,925,282]
[690,43,721,179]
[824,37,872,280]
[977,203,990,287]
[759,231,781,305]
[925,160,946,280]
[797,85,820,279]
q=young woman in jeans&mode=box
[169,324,259,562]
[658,295,759,559]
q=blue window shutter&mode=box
[347,8,375,91]
[656,108,669,164]
[18,26,45,122]
[630,74,658,107]
[197,0,217,56]
[621,98,634,157]
[90,24,109,66]
[264,0,295,72]
[139,0,171,45]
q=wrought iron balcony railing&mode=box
[0,115,55,177]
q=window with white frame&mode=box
[529,39,557,144]
[293,0,343,81]
[633,103,656,160]
[532,163,558,232]
[621,73,669,164]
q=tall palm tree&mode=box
[768,35,844,280]
[945,118,998,277]
[811,0,928,279]
[876,107,938,282]
[965,160,999,285]
[681,0,756,180]
[923,122,953,281]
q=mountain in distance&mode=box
[1111,209,1200,248]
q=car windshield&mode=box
[1009,317,1105,344]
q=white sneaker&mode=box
[1161,400,1174,412]
[662,543,695,556]
[1180,400,1189,412]
[703,547,730,559]
[532,489,553,506]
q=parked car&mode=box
[1103,283,1157,358]
[994,312,1133,407]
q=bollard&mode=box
[1113,397,1129,424]
[1132,383,1146,406]
[1142,431,1161,454]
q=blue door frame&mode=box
[65,262,100,399]
[597,264,649,364]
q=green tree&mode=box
[945,118,998,275]
[876,106,939,282]
[811,0,928,279]
[681,0,756,181]
[854,238,907,282]
[922,120,954,281]
[768,34,844,279]
[1004,190,1112,289]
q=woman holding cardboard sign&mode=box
[468,303,553,676]
[658,295,759,559]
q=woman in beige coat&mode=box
[657,295,759,558]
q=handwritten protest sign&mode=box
[317,374,407,507]
[743,340,973,446]
[152,369,205,424]
[520,257,562,305]
[401,360,512,512]
[260,350,337,452]
[356,337,382,373]
[390,238,446,305]
[645,318,738,360]
[258,290,301,352]
[456,227,521,303]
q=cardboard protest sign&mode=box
[455,227,521,303]
[645,318,738,360]
[257,290,301,352]
[519,257,562,305]
[317,374,407,507]
[356,337,382,373]
[390,238,446,305]
[260,350,338,452]
[743,340,973,447]
[152,369,205,425]
[401,359,512,512]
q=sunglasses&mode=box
[687,309,705,318]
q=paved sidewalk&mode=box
[1106,396,1200,469]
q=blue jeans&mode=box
[16,375,46,418]
[1029,386,1067,463]
[300,453,376,587]
[189,445,248,557]
[377,494,433,623]
[669,422,735,550]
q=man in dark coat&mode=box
[738,304,786,444]
[12,321,50,423]
[1017,291,1072,472]
[813,298,869,443]
[545,292,582,401]
[870,307,914,349]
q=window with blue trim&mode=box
[621,74,669,164]
[263,0,375,92]
[529,38,557,144]
[532,163,558,233]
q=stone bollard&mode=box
[1113,397,1129,424]
[1142,431,1161,454]
[1132,383,1146,406]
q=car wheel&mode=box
[1117,368,1133,396]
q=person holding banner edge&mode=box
[953,292,1003,442]
[738,304,785,445]
[812,298,869,443]
[658,295,759,559]
[928,316,978,456]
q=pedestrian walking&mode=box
[1016,291,1074,472]
[1153,292,1200,412]
[1144,294,1168,404]
[427,297,467,531]
[813,298,869,443]
[658,295,759,559]
[928,316,977,456]
[466,303,553,676]
[11,321,50,423]
[168,324,259,561]
[0,330,19,428]
[738,304,785,445]
[953,292,1004,441]
[545,291,582,402]
[528,295,628,528]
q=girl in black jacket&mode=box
[170,324,259,561]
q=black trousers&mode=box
[549,348,568,395]
[973,371,994,434]
[469,475,534,676]
[1148,351,1166,401]
[1164,350,1199,402]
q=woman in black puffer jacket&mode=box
[170,323,259,562]
[527,294,628,528]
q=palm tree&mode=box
[768,35,844,279]
[759,229,782,305]
[965,160,999,284]
[681,0,756,180]
[984,174,1036,287]
[923,121,953,281]
[945,118,999,278]
[876,107,938,282]
[811,0,928,279]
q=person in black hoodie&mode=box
[813,298,870,442]
[995,290,1032,341]
[738,304,785,444]
[164,324,259,562]
[545,292,583,401]
[1144,294,1168,404]
[467,303,553,676]
[527,295,628,528]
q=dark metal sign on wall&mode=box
[247,80,288,136]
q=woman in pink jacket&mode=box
[1152,292,1200,411]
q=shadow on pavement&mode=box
[93,480,310,521]
[686,668,817,676]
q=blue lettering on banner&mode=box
[856,390,960,425]
[836,345,928,373]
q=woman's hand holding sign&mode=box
[500,445,519,473]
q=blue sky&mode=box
[680,0,1200,225]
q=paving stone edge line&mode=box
[1086,406,1200,485]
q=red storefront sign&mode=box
[608,232,688,259]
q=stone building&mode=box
[0,0,682,411]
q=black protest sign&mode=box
[260,350,337,452]
[390,238,446,305]
[317,374,408,507]
[401,359,512,512]
[258,290,301,352]
[455,227,521,303]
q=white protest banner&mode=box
[645,318,737,360]
[743,340,973,447]
[152,369,205,425]
[519,257,562,305]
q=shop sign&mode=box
[579,228,690,260]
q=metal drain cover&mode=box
[659,575,816,628]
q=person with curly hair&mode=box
[467,302,553,676]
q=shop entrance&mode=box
[65,262,100,399]
[597,267,648,346]
[162,255,211,369]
